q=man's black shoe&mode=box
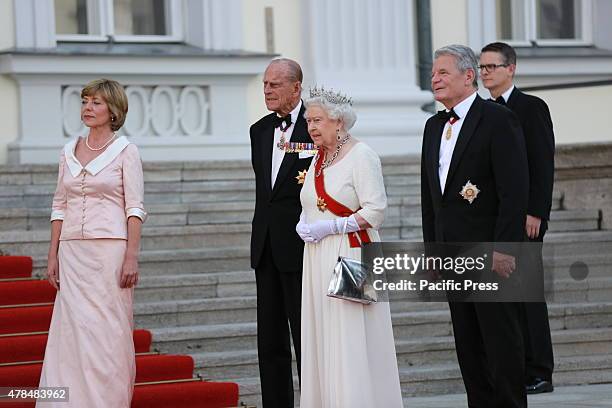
[526,378,554,394]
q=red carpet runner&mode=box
[0,256,239,407]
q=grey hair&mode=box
[304,96,357,131]
[434,44,479,88]
[267,58,303,83]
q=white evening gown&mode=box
[299,142,403,408]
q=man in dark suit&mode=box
[250,58,313,407]
[481,41,556,395]
[421,44,529,408]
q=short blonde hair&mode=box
[81,79,128,131]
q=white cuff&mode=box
[50,210,65,221]
[334,215,360,234]
[126,207,147,223]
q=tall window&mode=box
[493,0,591,45]
[55,0,99,36]
[54,0,183,42]
[496,0,528,42]
[536,0,582,40]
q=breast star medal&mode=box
[460,180,480,204]
[296,169,307,185]
[316,196,327,212]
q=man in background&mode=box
[480,41,556,395]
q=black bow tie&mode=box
[437,109,460,123]
[493,96,506,105]
[273,114,292,131]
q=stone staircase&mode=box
[1,157,611,406]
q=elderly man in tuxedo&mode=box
[249,58,314,407]
[420,44,529,408]
[481,41,556,395]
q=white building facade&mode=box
[430,0,612,145]
[0,0,431,164]
[0,0,610,165]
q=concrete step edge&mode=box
[137,271,254,288]
[149,322,257,341]
[134,296,257,315]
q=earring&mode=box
[111,115,116,122]
[336,129,341,141]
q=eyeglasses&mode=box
[478,64,509,73]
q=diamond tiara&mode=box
[309,86,353,106]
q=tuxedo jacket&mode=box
[506,87,555,221]
[420,95,529,244]
[250,104,314,271]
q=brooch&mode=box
[296,169,307,185]
[460,180,480,204]
[316,196,327,212]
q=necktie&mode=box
[273,114,292,131]
[494,96,506,105]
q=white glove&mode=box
[306,219,337,242]
[296,212,315,243]
[297,215,362,243]
[333,215,361,234]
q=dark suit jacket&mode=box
[506,87,555,221]
[420,95,529,244]
[250,103,314,272]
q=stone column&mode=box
[13,0,56,49]
[301,0,432,155]
[184,0,243,50]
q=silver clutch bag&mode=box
[326,218,377,305]
[327,255,377,304]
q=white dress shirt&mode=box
[499,85,515,103]
[439,91,478,193]
[271,100,302,188]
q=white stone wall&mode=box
[3,0,607,164]
[300,0,432,155]
[242,0,303,126]
[0,0,18,165]
[531,85,612,145]
[243,0,433,156]
[0,52,270,164]
[1,0,432,163]
[0,0,272,164]
[430,0,469,51]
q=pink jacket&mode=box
[51,136,147,240]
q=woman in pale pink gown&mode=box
[38,79,147,408]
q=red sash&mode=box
[313,152,371,248]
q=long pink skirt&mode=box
[37,239,135,408]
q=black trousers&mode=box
[449,301,527,408]
[255,235,302,408]
[521,222,554,382]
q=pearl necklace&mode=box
[85,132,117,151]
[316,133,351,177]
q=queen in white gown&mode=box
[296,88,403,407]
